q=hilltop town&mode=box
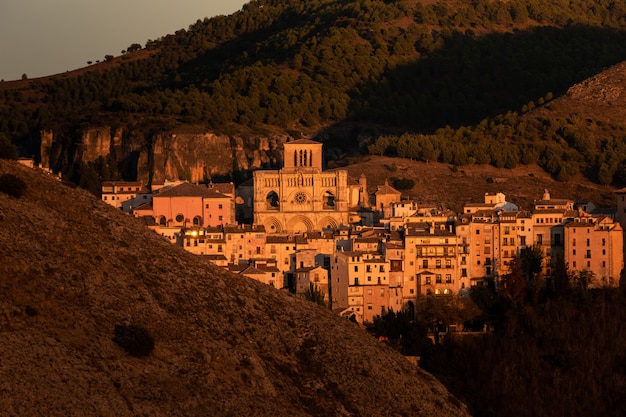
[101,139,625,325]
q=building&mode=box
[562,214,623,287]
[102,181,148,210]
[253,139,361,233]
[150,182,235,228]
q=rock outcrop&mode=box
[38,127,288,183]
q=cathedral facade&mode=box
[253,139,363,233]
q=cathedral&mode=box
[253,139,365,233]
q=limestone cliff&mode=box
[38,127,288,184]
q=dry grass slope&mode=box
[0,160,469,417]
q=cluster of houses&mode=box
[101,139,626,324]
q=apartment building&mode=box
[102,181,148,210]
[334,250,392,323]
[562,215,623,287]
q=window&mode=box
[586,250,591,258]
[436,260,441,268]
[445,274,452,283]
[218,204,223,209]
[586,239,590,247]
[354,266,358,272]
[602,238,606,246]
[436,274,442,283]
[425,276,431,285]
[422,260,428,268]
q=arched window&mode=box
[294,150,297,167]
[303,150,307,166]
[266,191,279,209]
[158,216,166,226]
[323,191,335,208]
[193,216,202,226]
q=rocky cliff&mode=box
[0,159,471,416]
[39,127,288,184]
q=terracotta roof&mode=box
[240,266,266,275]
[375,180,401,195]
[155,182,230,199]
[207,182,235,196]
[133,202,153,211]
[284,138,321,145]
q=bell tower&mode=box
[282,139,323,172]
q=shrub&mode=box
[0,133,17,159]
[113,324,155,357]
[391,177,415,190]
[0,174,27,198]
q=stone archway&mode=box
[287,215,314,233]
[317,216,339,231]
[263,217,283,234]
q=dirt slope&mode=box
[0,160,470,417]
[342,155,616,212]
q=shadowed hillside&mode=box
[0,160,469,416]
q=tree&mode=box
[416,294,480,332]
[500,257,526,306]
[371,309,431,356]
[521,245,544,303]
[303,282,327,308]
[0,133,17,159]
[549,254,570,299]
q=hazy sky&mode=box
[0,0,248,81]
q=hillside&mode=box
[2,0,626,189]
[0,160,469,416]
[340,156,617,211]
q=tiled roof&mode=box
[284,138,321,145]
[155,182,230,199]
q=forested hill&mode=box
[2,0,626,186]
